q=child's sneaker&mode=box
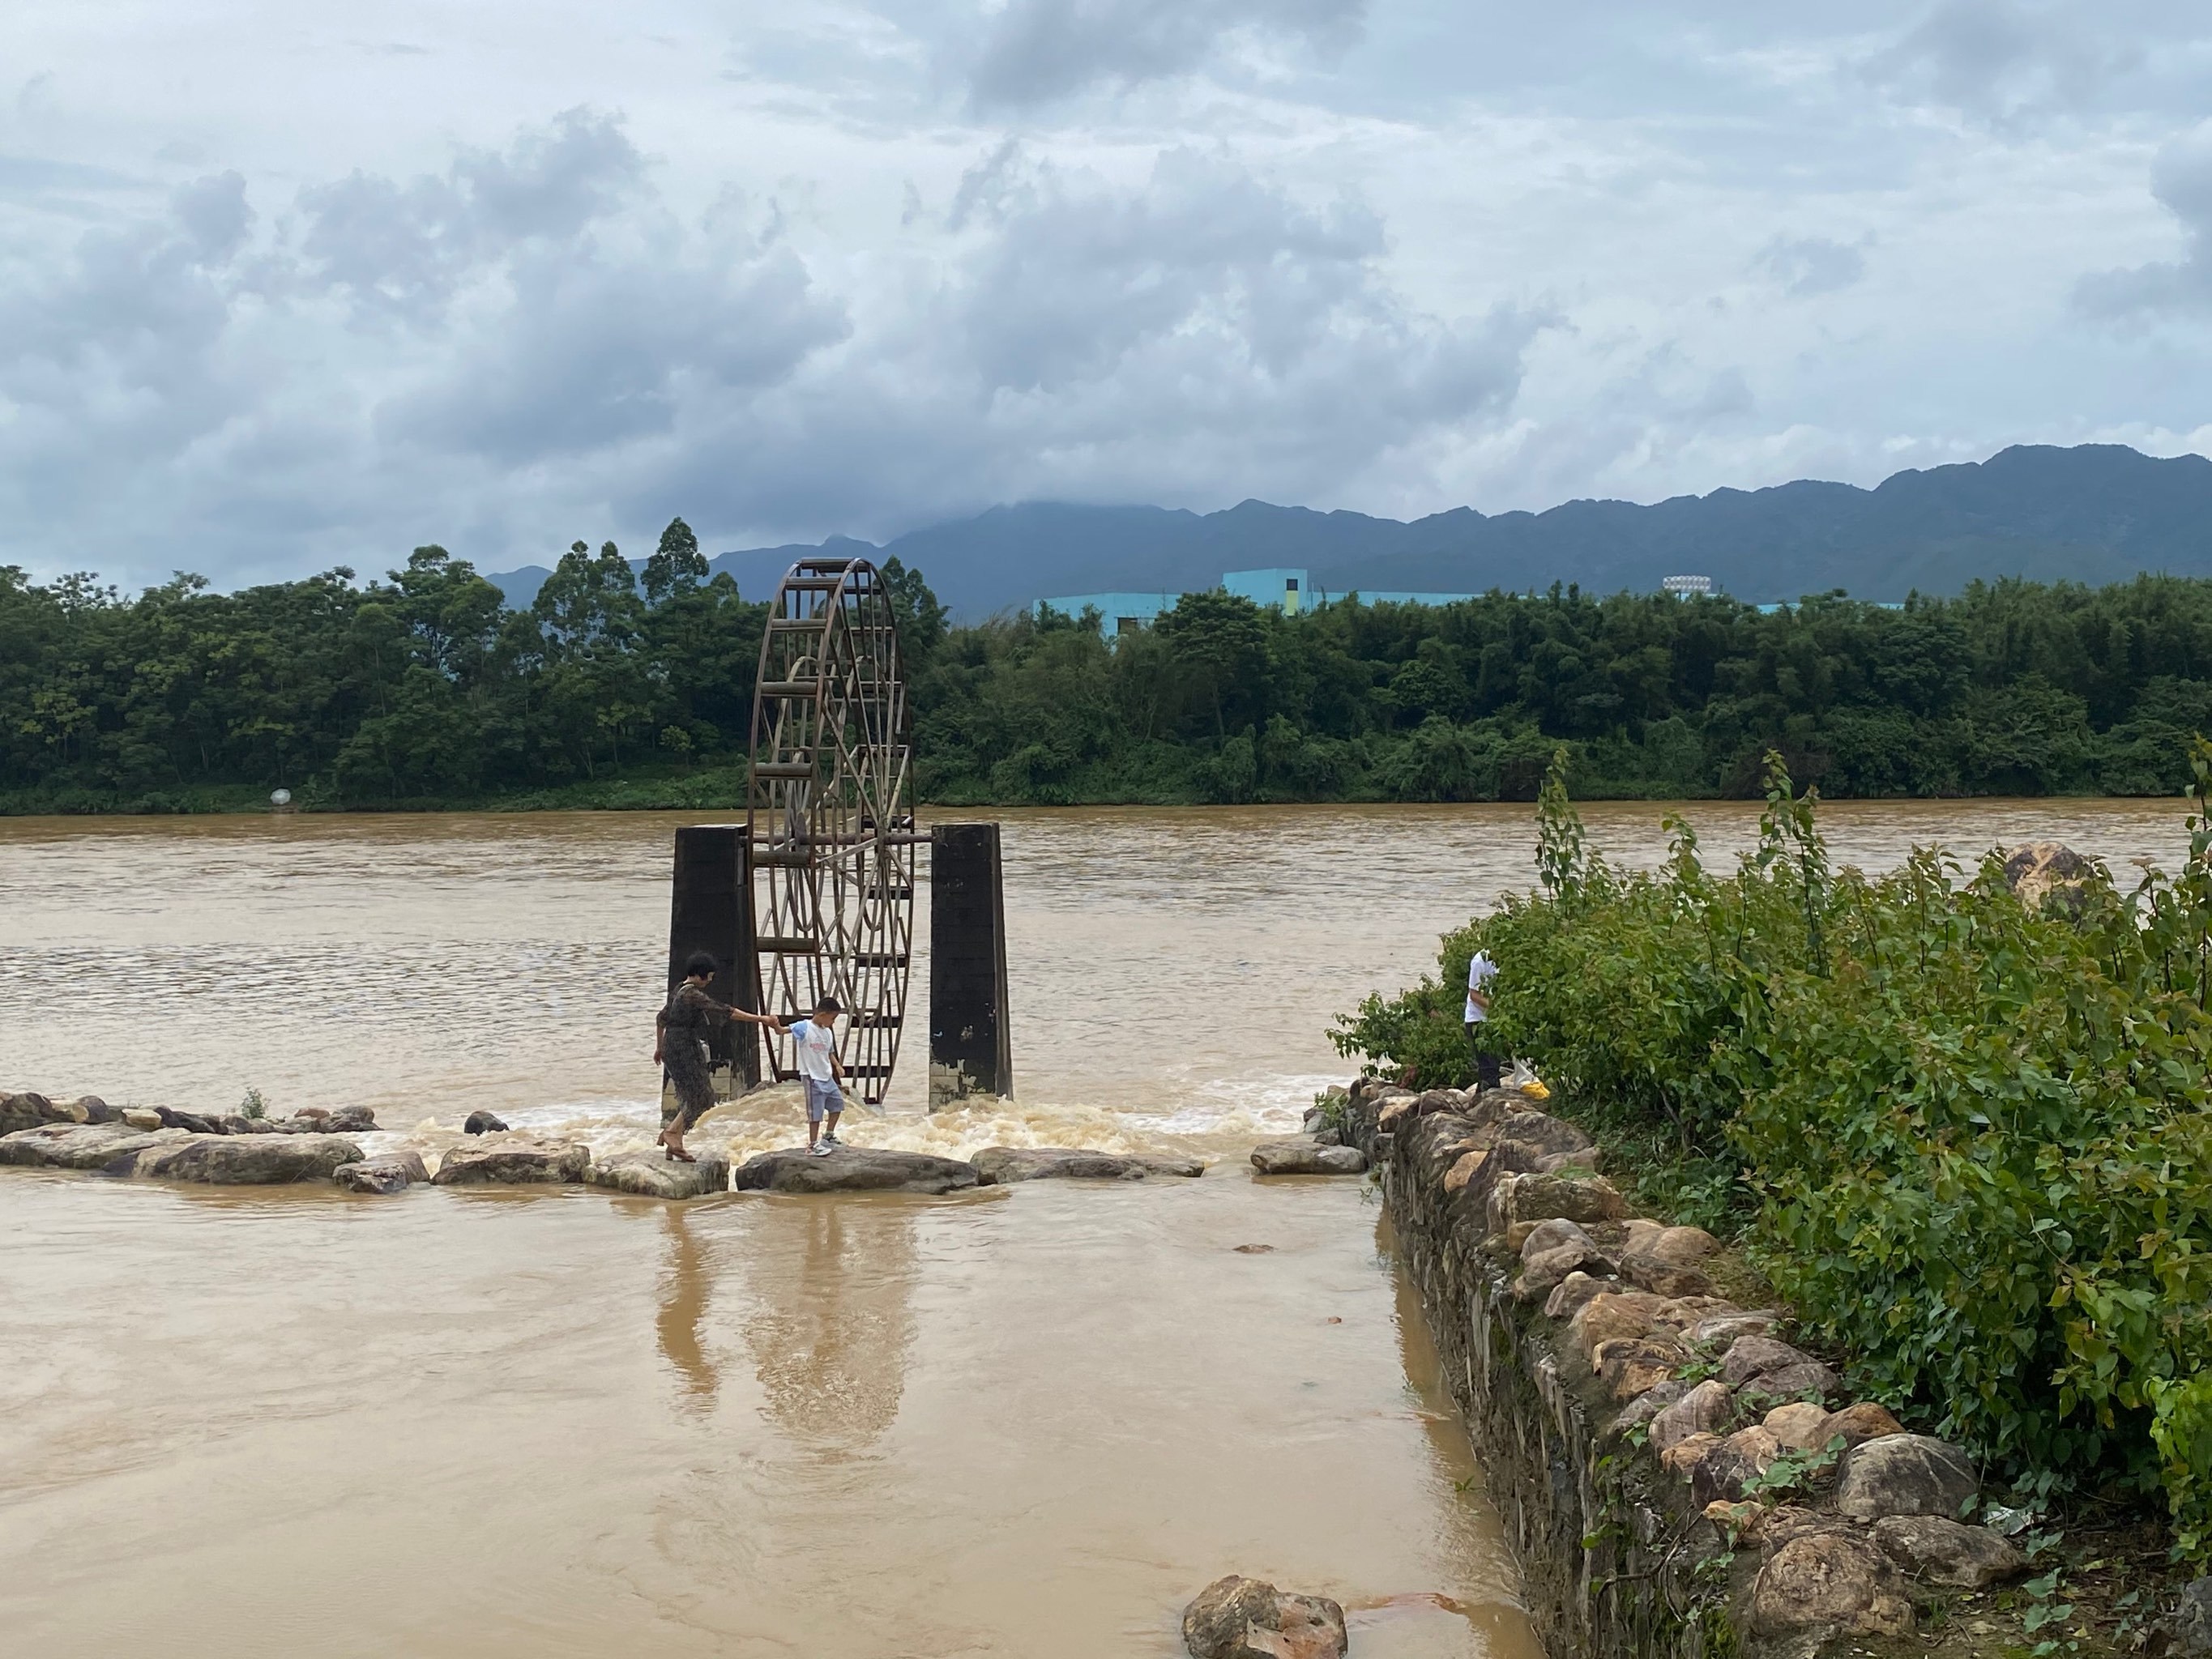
[821,1132,841,1149]
[809,1141,833,1157]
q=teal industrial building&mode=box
[1036,568,1481,633]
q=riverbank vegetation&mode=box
[1334,748,2212,1555]
[10,528,2212,810]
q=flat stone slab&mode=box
[732,1147,980,1195]
[0,1123,191,1169]
[108,1133,365,1185]
[587,1150,731,1199]
[971,1146,1203,1184]
[433,1138,591,1187]
[1250,1141,1367,1175]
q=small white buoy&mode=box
[270,788,293,807]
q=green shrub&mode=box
[1336,744,2212,1550]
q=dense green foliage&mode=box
[12,538,2212,808]
[1335,752,2212,1544]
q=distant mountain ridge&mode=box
[483,444,2212,618]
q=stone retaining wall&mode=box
[1335,1078,2027,1659]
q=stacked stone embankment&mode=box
[1336,1075,2032,1658]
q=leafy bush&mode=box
[1336,744,2212,1549]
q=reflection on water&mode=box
[0,1172,1544,1659]
[737,1198,920,1446]
[656,1206,718,1410]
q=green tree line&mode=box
[8,523,2212,809]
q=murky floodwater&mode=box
[0,799,2196,1657]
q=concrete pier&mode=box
[928,822,1012,1111]
[666,825,759,1092]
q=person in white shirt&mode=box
[1463,949,1502,1093]
[732,994,850,1155]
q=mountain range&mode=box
[483,443,2212,619]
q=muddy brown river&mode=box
[0,800,2193,1656]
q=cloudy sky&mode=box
[7,1,2212,590]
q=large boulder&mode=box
[1250,1141,1365,1176]
[973,1147,1203,1183]
[0,1123,189,1169]
[1595,1337,1688,1402]
[587,1151,731,1200]
[1834,1434,1979,1520]
[732,1147,980,1195]
[1514,1219,1609,1301]
[463,1111,510,1136]
[1544,1271,1621,1322]
[1719,1334,1820,1388]
[1181,1576,1347,1659]
[1749,1526,1914,1640]
[2005,841,2098,913]
[1872,1516,2028,1589]
[1822,1401,1907,1448]
[0,1092,58,1135]
[109,1134,365,1184]
[433,1138,591,1187]
[1377,1087,1469,1132]
[334,1153,430,1195]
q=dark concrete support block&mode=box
[929,822,1012,1111]
[668,825,759,1091]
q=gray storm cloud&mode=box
[5,0,2212,588]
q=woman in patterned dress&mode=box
[655,953,739,1162]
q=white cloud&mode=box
[2,1,2212,586]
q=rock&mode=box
[732,1147,980,1196]
[1719,1334,1818,1388]
[1652,1296,1741,1331]
[1514,1220,1609,1301]
[587,1150,731,1200]
[1377,1087,1466,1132]
[1181,1575,1347,1659]
[222,1115,280,1134]
[1834,1433,1978,1521]
[1872,1516,2028,1589]
[1821,1401,1907,1447]
[322,1105,378,1133]
[1309,1125,1342,1148]
[333,1153,430,1194]
[1621,1218,1667,1256]
[1693,1426,1779,1507]
[122,1107,164,1131]
[1250,1141,1365,1176]
[463,1111,510,1135]
[1519,1217,1595,1258]
[2004,841,2098,914]
[1610,1378,1691,1439]
[154,1106,226,1135]
[1530,1146,1604,1175]
[1763,1401,1833,1452]
[2158,1576,2212,1658]
[1544,1271,1619,1322]
[1443,1149,1488,1194]
[1739,1359,1841,1402]
[1660,1431,1723,1474]
[1650,1224,1721,1265]
[109,1134,365,1184]
[0,1123,189,1169]
[1689,1310,1780,1347]
[972,1146,1202,1183]
[0,1092,59,1134]
[1595,1337,1688,1401]
[1488,1171,1627,1233]
[1619,1252,1715,1299]
[1749,1527,1914,1640]
[74,1095,125,1124]
[1650,1380,1735,1452]
[1493,1109,1596,1163]
[1569,1292,1666,1363]
[433,1137,591,1187]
